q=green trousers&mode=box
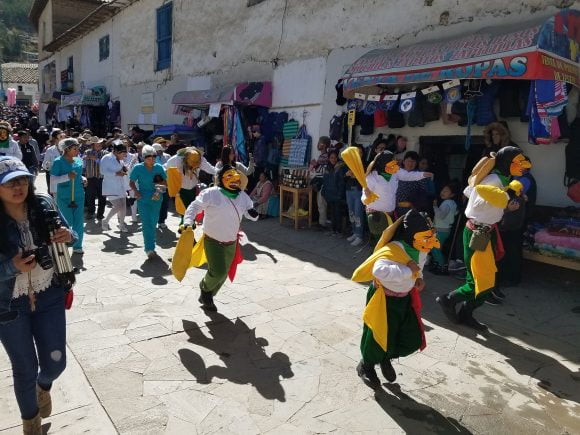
[367,212,389,237]
[454,226,495,307]
[200,237,237,295]
[361,285,422,365]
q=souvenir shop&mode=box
[171,81,313,190]
[58,86,111,136]
[335,9,580,270]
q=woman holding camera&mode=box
[50,138,85,254]
[0,156,75,434]
[101,142,130,233]
[129,145,167,258]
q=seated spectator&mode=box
[250,172,274,218]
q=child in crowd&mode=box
[430,182,459,274]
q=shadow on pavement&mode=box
[178,316,293,402]
[101,233,140,255]
[130,256,171,285]
[242,242,278,263]
[156,227,178,249]
[376,384,473,434]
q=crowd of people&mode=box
[0,103,538,432]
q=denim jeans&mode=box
[0,285,67,419]
[346,188,365,238]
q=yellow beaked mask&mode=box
[413,229,440,253]
[385,160,400,175]
[222,169,241,190]
[509,154,531,176]
[186,151,201,169]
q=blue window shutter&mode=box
[156,3,172,70]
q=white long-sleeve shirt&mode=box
[183,186,258,242]
[42,145,60,171]
[463,173,507,226]
[0,138,23,160]
[166,155,217,190]
[363,170,427,213]
[372,242,427,295]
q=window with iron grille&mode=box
[156,3,173,71]
[99,35,110,61]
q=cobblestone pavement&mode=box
[1,190,579,434]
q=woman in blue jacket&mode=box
[322,151,347,236]
[0,156,76,433]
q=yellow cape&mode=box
[171,230,208,282]
[352,241,417,352]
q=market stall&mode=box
[60,86,109,135]
[337,9,580,269]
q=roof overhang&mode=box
[43,0,139,52]
[172,82,273,108]
[342,9,580,96]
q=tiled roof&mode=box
[0,63,38,84]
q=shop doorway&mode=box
[419,135,486,192]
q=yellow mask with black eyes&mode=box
[222,169,241,191]
[413,229,440,252]
[385,160,400,175]
[186,151,201,169]
[509,154,531,176]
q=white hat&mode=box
[142,145,156,158]
[152,143,164,152]
[58,138,79,153]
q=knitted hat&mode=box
[142,145,156,158]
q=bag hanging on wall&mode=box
[288,125,311,167]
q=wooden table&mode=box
[279,185,313,230]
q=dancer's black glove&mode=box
[247,208,259,219]
[178,224,193,234]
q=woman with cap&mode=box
[50,138,86,254]
[101,142,130,232]
[0,156,76,434]
[129,145,167,258]
[0,121,23,160]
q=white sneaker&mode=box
[158,223,167,229]
[119,224,129,233]
[101,221,110,231]
[346,234,357,242]
[146,250,157,259]
[351,237,363,247]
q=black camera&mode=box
[22,245,53,270]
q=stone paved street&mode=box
[0,196,579,434]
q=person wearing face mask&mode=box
[363,151,433,239]
[180,165,259,312]
[353,210,440,388]
[101,143,130,233]
[436,146,531,331]
[50,138,86,254]
[166,146,216,222]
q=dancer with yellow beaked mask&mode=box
[353,210,439,389]
[174,165,259,312]
[165,147,216,218]
[436,146,531,331]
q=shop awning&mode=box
[61,93,83,107]
[172,81,272,108]
[342,9,580,97]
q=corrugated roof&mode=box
[1,63,39,84]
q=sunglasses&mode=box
[2,176,30,188]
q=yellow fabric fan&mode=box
[475,185,509,209]
[171,226,194,282]
[341,147,379,205]
[166,167,182,198]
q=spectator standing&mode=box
[430,182,459,275]
[42,129,64,193]
[17,131,39,175]
[0,122,23,160]
[345,144,366,246]
[83,137,107,220]
[101,143,130,232]
[309,136,331,229]
[322,151,347,236]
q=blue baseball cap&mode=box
[0,156,33,185]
